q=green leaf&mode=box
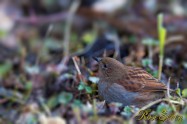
[47,96,58,109]
[0,62,12,77]
[44,38,62,50]
[157,103,172,114]
[0,30,7,38]
[157,13,167,80]
[0,87,23,101]
[182,89,187,97]
[72,99,83,107]
[71,32,78,42]
[25,82,33,90]
[89,76,99,84]
[78,83,85,91]
[121,106,132,118]
[176,88,181,97]
[124,106,132,113]
[157,13,167,55]
[158,13,163,30]
[164,58,173,66]
[159,27,166,55]
[129,36,137,43]
[142,38,159,46]
[82,31,96,44]
[152,70,158,78]
[85,86,92,93]
[26,114,38,124]
[142,58,152,67]
[24,65,40,74]
[58,92,73,105]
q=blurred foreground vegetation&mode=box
[1,0,187,124]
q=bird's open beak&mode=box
[93,57,102,62]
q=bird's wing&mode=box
[118,67,167,92]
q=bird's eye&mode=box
[102,63,107,69]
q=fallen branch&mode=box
[15,12,68,25]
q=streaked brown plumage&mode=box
[94,57,167,107]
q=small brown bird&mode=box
[94,57,167,107]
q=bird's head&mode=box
[93,57,125,80]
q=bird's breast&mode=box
[98,81,138,106]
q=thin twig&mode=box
[72,56,91,101]
[158,55,163,80]
[63,0,81,57]
[72,56,92,101]
[93,99,98,120]
[37,96,51,116]
[166,35,184,43]
[165,77,178,112]
[35,24,54,65]
[72,56,82,76]
[103,49,107,57]
[167,77,171,98]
